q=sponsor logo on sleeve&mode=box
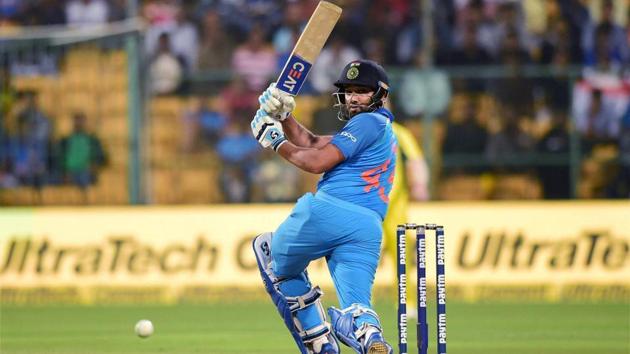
[340,131,357,142]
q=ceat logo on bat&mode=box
[289,65,304,79]
[278,55,312,95]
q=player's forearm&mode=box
[407,159,430,201]
[281,115,332,148]
[276,142,333,174]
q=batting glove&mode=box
[258,83,296,121]
[251,109,287,151]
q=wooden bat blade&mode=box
[276,1,342,95]
[293,1,342,63]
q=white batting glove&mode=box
[251,109,287,151]
[258,83,296,121]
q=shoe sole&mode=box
[367,342,389,354]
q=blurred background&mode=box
[0,0,628,205]
[0,1,628,353]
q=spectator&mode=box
[1,64,14,184]
[455,1,530,56]
[204,0,248,38]
[108,0,127,22]
[216,119,260,203]
[485,106,535,170]
[608,104,630,198]
[217,75,258,124]
[65,0,109,27]
[211,0,281,36]
[537,45,572,118]
[0,62,14,119]
[437,21,494,93]
[58,113,106,190]
[16,92,51,149]
[538,19,578,65]
[364,0,419,64]
[393,13,423,65]
[169,8,199,70]
[142,0,179,27]
[333,0,370,45]
[182,96,227,151]
[149,32,185,95]
[582,0,627,69]
[0,106,18,189]
[8,92,53,189]
[0,0,21,23]
[536,111,571,199]
[309,33,360,93]
[442,95,488,174]
[489,29,534,117]
[231,22,278,91]
[575,89,622,150]
[22,0,66,26]
[497,27,531,66]
[272,0,305,55]
[198,9,236,70]
[588,26,623,74]
[438,21,494,66]
[558,0,590,59]
[494,2,532,55]
[146,6,199,70]
[434,0,457,53]
[454,0,501,58]
[243,0,282,30]
[368,0,413,32]
[538,1,583,64]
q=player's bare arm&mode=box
[276,141,343,174]
[281,115,333,149]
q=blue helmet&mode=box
[334,59,389,92]
[333,60,390,120]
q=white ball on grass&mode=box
[135,319,154,338]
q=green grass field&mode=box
[1,301,628,354]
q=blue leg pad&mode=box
[328,304,392,354]
[278,276,326,331]
[253,233,339,354]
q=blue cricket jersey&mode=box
[317,108,397,219]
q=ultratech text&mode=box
[0,236,218,274]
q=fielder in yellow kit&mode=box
[382,121,429,316]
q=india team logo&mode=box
[347,66,359,80]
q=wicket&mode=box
[396,223,447,354]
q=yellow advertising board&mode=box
[0,202,628,303]
[407,202,629,284]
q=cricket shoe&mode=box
[364,331,393,354]
[315,342,338,354]
[310,333,339,354]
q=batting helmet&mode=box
[333,60,390,120]
[334,59,389,92]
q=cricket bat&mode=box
[276,1,342,96]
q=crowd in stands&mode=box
[0,90,106,199]
[1,0,629,202]
[0,0,127,26]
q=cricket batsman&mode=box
[251,60,397,354]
